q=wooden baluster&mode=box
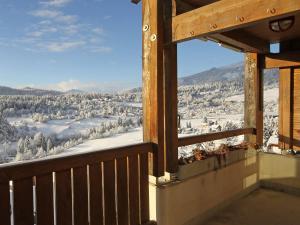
[73,166,89,225]
[14,178,34,225]
[36,173,54,225]
[0,181,11,225]
[56,170,72,225]
[140,153,150,223]
[117,157,129,225]
[103,160,116,225]
[129,155,139,225]
[89,163,103,225]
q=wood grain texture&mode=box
[163,0,179,173]
[244,53,263,147]
[293,68,300,150]
[179,128,255,147]
[172,0,300,42]
[36,173,54,225]
[14,178,34,225]
[56,170,72,225]
[116,157,129,225]
[0,143,152,183]
[128,155,139,225]
[73,166,89,225]
[89,163,103,225]
[279,68,292,149]
[0,182,11,225]
[142,0,165,176]
[263,52,300,69]
[103,160,116,225]
[140,153,149,224]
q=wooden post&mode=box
[142,0,164,177]
[244,53,264,147]
[163,0,178,173]
[278,68,293,149]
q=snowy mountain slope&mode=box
[0,86,63,96]
[179,62,278,86]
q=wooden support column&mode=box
[278,68,293,149]
[244,53,264,147]
[163,0,178,173]
[142,0,164,176]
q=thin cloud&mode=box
[40,0,72,7]
[30,9,77,24]
[40,41,86,52]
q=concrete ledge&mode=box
[150,153,259,225]
[177,149,257,180]
[259,152,300,196]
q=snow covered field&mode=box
[0,81,279,164]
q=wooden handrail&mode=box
[0,142,153,182]
[178,128,255,147]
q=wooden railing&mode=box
[178,128,255,147]
[0,143,153,225]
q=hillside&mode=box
[0,86,62,96]
[179,62,278,86]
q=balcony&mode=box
[1,0,300,225]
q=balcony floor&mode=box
[205,189,300,225]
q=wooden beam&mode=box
[211,30,270,53]
[172,0,300,42]
[163,0,178,173]
[178,128,255,147]
[244,53,264,147]
[142,0,165,177]
[278,68,293,149]
[262,51,300,69]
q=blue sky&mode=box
[0,0,243,92]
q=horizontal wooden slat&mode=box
[14,178,34,225]
[172,0,300,42]
[0,182,10,225]
[178,128,255,147]
[36,173,54,225]
[262,52,300,69]
[0,143,153,182]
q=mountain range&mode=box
[0,62,278,95]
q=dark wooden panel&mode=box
[140,153,149,224]
[56,170,72,225]
[36,173,54,225]
[0,143,152,183]
[89,163,103,225]
[128,155,139,225]
[116,158,129,225]
[14,178,34,225]
[103,160,116,225]
[73,166,88,225]
[0,182,11,225]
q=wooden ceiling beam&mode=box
[172,0,300,43]
[210,30,270,53]
[262,51,300,69]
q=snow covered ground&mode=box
[226,87,278,103]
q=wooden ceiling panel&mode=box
[243,12,300,43]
